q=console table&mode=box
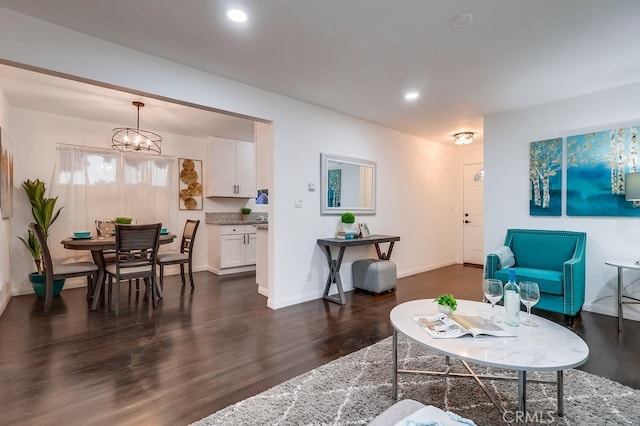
[316,234,400,305]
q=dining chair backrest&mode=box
[181,219,200,256]
[31,222,99,315]
[114,223,161,274]
[30,222,54,283]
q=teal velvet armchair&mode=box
[485,229,586,326]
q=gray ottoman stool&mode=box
[352,259,397,294]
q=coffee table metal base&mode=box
[392,329,565,417]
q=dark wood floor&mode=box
[0,264,638,425]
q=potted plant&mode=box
[340,211,355,233]
[434,294,457,315]
[17,178,64,296]
[241,207,252,220]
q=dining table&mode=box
[60,232,177,310]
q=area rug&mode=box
[193,336,640,425]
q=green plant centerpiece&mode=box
[114,217,133,224]
[17,178,64,297]
[241,207,251,220]
[434,293,457,314]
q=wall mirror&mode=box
[320,153,376,215]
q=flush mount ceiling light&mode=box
[404,91,420,100]
[112,101,162,154]
[453,132,474,145]
[227,9,248,22]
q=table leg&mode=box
[518,370,527,414]
[557,370,564,416]
[90,250,106,311]
[617,266,624,333]
[374,242,396,260]
[392,328,398,400]
[322,246,346,305]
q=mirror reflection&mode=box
[320,153,376,215]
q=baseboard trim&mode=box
[398,260,458,278]
[209,265,256,275]
[582,302,640,322]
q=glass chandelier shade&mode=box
[112,101,162,154]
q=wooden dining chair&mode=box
[30,223,99,314]
[104,223,161,316]
[157,219,200,292]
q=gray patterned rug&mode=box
[193,336,640,425]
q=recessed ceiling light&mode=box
[404,92,419,100]
[450,13,473,28]
[227,9,247,23]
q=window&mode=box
[52,145,177,255]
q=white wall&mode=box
[485,81,640,321]
[0,89,11,311]
[0,8,460,310]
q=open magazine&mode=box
[413,313,515,338]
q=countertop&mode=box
[207,219,268,226]
[205,212,268,226]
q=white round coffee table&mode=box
[390,299,589,416]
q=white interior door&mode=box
[463,163,484,265]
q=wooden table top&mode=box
[61,233,176,250]
[316,234,400,247]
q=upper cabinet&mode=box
[207,137,256,198]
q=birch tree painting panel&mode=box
[530,138,562,216]
[566,126,640,216]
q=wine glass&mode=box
[483,278,504,323]
[520,281,541,327]
[96,219,112,239]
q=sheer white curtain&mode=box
[120,154,176,225]
[51,145,177,259]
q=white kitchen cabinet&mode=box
[207,137,256,198]
[209,224,257,274]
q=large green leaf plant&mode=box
[17,179,62,274]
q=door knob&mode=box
[464,220,470,224]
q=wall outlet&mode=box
[294,198,303,208]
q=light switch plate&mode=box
[308,182,316,191]
[294,198,303,208]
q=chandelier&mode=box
[112,101,162,154]
[453,132,474,145]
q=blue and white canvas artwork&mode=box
[529,138,562,216]
[566,126,640,216]
[327,169,341,207]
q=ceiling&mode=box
[0,0,639,145]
